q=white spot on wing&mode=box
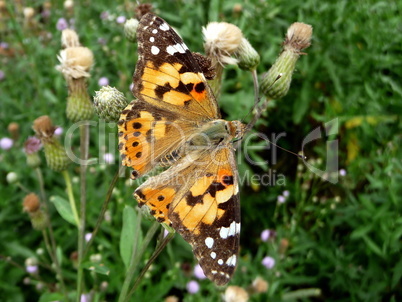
[149,37,155,42]
[166,43,187,56]
[159,22,169,31]
[211,270,217,274]
[205,237,214,249]
[210,252,216,259]
[151,46,160,55]
[226,255,237,266]
[152,29,158,34]
[219,226,229,239]
[220,221,240,239]
[218,259,224,265]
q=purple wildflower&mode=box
[26,265,39,274]
[262,256,275,269]
[103,153,114,164]
[116,16,126,24]
[186,280,200,294]
[260,229,271,242]
[339,169,347,176]
[56,18,68,31]
[54,127,63,136]
[0,70,5,81]
[98,77,109,86]
[193,264,207,280]
[277,195,286,204]
[24,137,42,154]
[100,11,109,20]
[0,137,13,150]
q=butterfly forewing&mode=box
[134,13,219,120]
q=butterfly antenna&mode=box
[269,141,307,160]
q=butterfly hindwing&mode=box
[134,146,240,285]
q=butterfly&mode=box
[118,13,246,286]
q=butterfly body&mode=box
[118,13,244,286]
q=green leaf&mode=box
[38,292,65,302]
[120,206,141,268]
[83,262,110,275]
[362,235,383,257]
[50,195,76,225]
[391,258,402,289]
[350,225,372,239]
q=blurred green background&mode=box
[1,0,401,301]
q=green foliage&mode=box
[1,0,401,301]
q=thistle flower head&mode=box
[56,46,93,79]
[32,116,56,141]
[124,18,139,42]
[32,116,70,172]
[61,29,80,48]
[23,193,41,213]
[203,22,243,66]
[93,86,129,122]
[284,22,313,54]
[23,7,35,20]
[251,276,269,293]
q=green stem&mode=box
[83,166,123,256]
[35,168,67,296]
[119,220,160,302]
[76,123,90,302]
[128,231,175,297]
[62,170,80,227]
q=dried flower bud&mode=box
[23,7,35,19]
[94,86,129,122]
[64,0,74,14]
[57,47,93,78]
[124,18,139,43]
[235,38,260,71]
[223,286,249,302]
[32,116,56,141]
[61,29,80,48]
[165,296,179,302]
[203,22,243,66]
[279,238,290,255]
[8,122,19,141]
[284,22,313,54]
[251,276,269,293]
[23,193,40,213]
[135,3,153,20]
[261,22,313,99]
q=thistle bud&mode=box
[56,41,94,122]
[235,38,260,71]
[261,22,312,99]
[23,193,40,213]
[32,116,70,172]
[94,86,129,122]
[124,18,139,42]
[30,210,48,230]
[223,286,249,302]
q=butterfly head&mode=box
[227,120,246,141]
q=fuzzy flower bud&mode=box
[94,86,129,122]
[56,45,94,121]
[61,29,80,48]
[223,286,249,302]
[251,276,269,293]
[124,18,139,42]
[235,38,260,71]
[261,22,312,99]
[32,116,70,172]
[203,22,243,66]
[23,193,41,213]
